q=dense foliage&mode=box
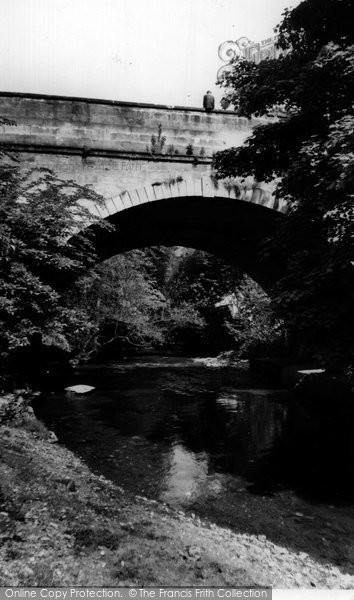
[0,162,109,353]
[66,249,203,356]
[67,247,281,357]
[214,0,354,368]
[224,275,284,358]
[165,249,241,350]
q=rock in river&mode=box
[65,385,95,394]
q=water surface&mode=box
[33,356,354,509]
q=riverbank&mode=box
[0,394,353,588]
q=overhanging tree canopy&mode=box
[0,163,110,351]
[214,0,354,368]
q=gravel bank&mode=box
[0,415,353,589]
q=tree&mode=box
[65,244,283,358]
[0,163,110,354]
[67,251,169,354]
[67,248,205,356]
[166,250,243,350]
[224,275,284,358]
[214,0,354,369]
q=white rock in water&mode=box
[65,385,95,394]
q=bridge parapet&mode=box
[0,92,257,159]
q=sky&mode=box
[0,0,299,108]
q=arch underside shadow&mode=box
[91,196,285,291]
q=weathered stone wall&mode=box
[0,92,259,203]
[0,92,254,158]
[19,151,210,206]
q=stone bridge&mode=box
[0,92,286,288]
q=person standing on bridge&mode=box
[203,90,215,112]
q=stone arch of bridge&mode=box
[86,176,287,292]
[93,175,287,219]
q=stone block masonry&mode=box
[0,92,260,204]
[0,92,255,159]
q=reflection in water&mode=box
[216,393,243,412]
[32,356,354,506]
[161,443,209,504]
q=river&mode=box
[32,355,354,515]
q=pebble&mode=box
[66,480,76,492]
[48,431,59,444]
[187,545,202,559]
